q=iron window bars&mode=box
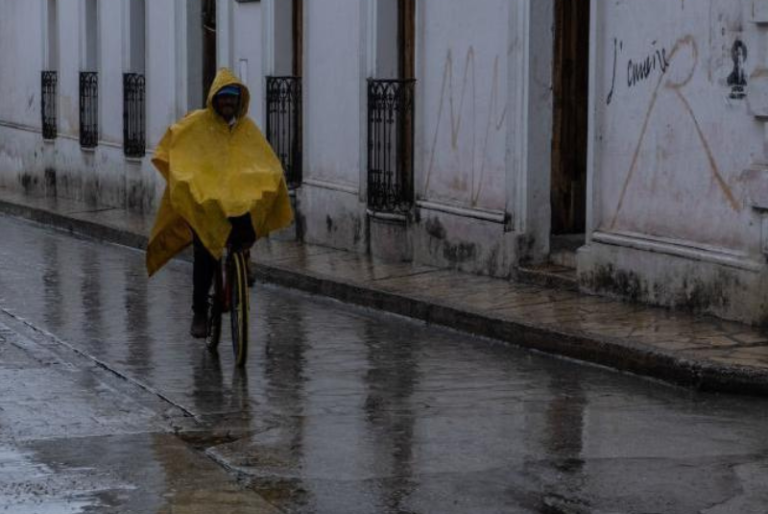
[123,73,146,157]
[41,71,57,140]
[266,76,303,189]
[79,71,99,148]
[367,79,415,213]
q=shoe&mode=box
[190,311,208,339]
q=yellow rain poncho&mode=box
[146,68,293,276]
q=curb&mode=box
[2,196,767,396]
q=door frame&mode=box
[508,0,599,264]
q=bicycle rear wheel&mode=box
[205,261,223,352]
[229,252,250,367]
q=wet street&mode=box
[0,213,767,514]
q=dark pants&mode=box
[193,234,218,315]
[192,215,256,315]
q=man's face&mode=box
[214,94,239,122]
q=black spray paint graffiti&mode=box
[727,39,747,100]
[607,39,670,104]
[627,45,670,88]
[606,38,621,105]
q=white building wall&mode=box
[0,0,45,192]
[0,0,179,212]
[592,1,761,253]
[232,2,264,124]
[298,0,368,251]
[407,0,517,277]
[418,0,509,214]
[0,1,43,130]
[304,0,364,189]
[579,0,768,323]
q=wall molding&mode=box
[302,178,360,196]
[416,200,506,224]
[0,121,41,134]
[592,230,763,272]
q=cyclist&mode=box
[146,68,293,338]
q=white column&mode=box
[216,0,232,69]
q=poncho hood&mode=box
[207,68,251,119]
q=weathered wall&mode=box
[0,0,184,213]
[298,0,367,252]
[417,0,509,214]
[0,2,43,129]
[409,0,519,277]
[592,0,761,252]
[581,0,768,323]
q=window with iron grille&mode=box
[123,73,146,157]
[41,71,57,140]
[367,79,415,213]
[79,72,99,148]
[266,76,303,189]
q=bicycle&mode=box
[205,246,250,367]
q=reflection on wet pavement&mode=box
[2,214,768,513]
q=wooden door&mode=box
[551,0,589,235]
[202,0,217,104]
[292,0,303,77]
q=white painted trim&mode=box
[367,209,408,223]
[41,0,47,69]
[366,0,377,78]
[260,0,276,128]
[0,122,142,152]
[413,0,426,202]
[174,0,188,118]
[44,0,60,70]
[508,1,529,234]
[591,231,763,272]
[514,0,554,261]
[263,0,275,76]
[303,178,359,196]
[216,0,231,69]
[417,200,506,224]
[228,0,235,70]
[0,121,42,133]
[358,0,372,202]
[301,0,310,182]
[585,0,601,243]
[79,0,86,69]
[121,0,130,72]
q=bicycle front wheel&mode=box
[229,251,250,367]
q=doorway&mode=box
[551,0,589,246]
[202,0,217,104]
[292,0,303,76]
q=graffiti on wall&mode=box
[628,44,671,89]
[610,35,741,229]
[607,38,671,104]
[726,39,748,100]
[423,47,507,208]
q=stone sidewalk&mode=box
[2,186,768,395]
